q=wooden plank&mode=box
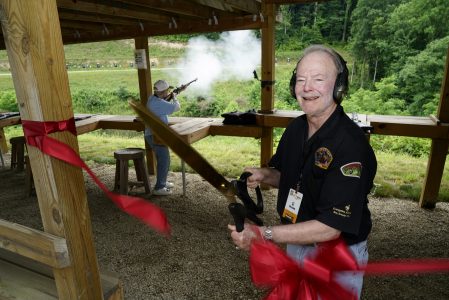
[57,0,172,24]
[369,120,449,138]
[437,46,449,122]
[0,114,21,128]
[99,115,145,131]
[0,251,123,300]
[62,15,264,45]
[170,118,214,134]
[259,2,276,170]
[171,118,216,143]
[0,219,70,269]
[75,114,104,135]
[0,1,104,298]
[0,258,58,300]
[0,127,8,153]
[262,110,302,127]
[260,2,276,114]
[420,46,449,207]
[419,139,449,208]
[209,123,263,138]
[135,36,155,174]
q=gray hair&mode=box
[298,44,345,74]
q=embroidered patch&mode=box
[340,162,362,178]
[332,204,351,217]
[315,147,333,170]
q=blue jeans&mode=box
[145,135,170,190]
[286,240,368,299]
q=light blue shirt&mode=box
[144,94,180,136]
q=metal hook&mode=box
[102,23,109,35]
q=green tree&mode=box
[386,0,449,73]
[344,75,406,115]
[396,36,449,116]
[350,0,404,85]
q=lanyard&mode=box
[296,136,315,192]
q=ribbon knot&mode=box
[250,239,359,300]
[22,118,170,235]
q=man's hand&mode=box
[243,167,264,189]
[228,223,261,251]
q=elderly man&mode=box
[229,45,377,298]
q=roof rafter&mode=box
[63,15,265,45]
[57,0,173,24]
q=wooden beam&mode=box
[189,0,235,11]
[419,46,449,208]
[221,0,261,14]
[264,0,329,4]
[135,36,156,175]
[0,219,70,269]
[135,37,152,105]
[58,10,140,26]
[368,115,449,138]
[0,250,124,300]
[0,0,104,298]
[119,0,229,19]
[60,19,113,31]
[259,2,276,170]
[57,0,172,24]
[62,15,264,45]
[209,123,263,138]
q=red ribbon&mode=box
[250,239,358,300]
[22,118,171,235]
[250,238,449,300]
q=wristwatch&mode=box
[263,226,273,241]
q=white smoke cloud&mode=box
[168,30,261,96]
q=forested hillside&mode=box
[275,0,449,117]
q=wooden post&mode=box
[0,0,103,298]
[259,2,276,168]
[0,128,7,153]
[134,36,156,175]
[419,46,449,208]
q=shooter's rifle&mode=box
[165,78,197,101]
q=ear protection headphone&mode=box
[289,49,349,104]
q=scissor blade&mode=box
[129,101,235,202]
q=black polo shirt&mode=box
[269,105,377,245]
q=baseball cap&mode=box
[154,80,172,92]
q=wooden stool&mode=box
[113,148,151,195]
[10,136,27,170]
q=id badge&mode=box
[282,188,303,223]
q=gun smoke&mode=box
[168,30,261,97]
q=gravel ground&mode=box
[1,158,449,299]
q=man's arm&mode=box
[261,220,341,245]
[171,98,180,113]
[228,220,340,251]
[244,167,281,188]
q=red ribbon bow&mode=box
[22,118,171,235]
[250,238,449,300]
[250,238,358,300]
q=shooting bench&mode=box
[0,219,123,299]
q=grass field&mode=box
[1,39,448,202]
[3,125,449,202]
